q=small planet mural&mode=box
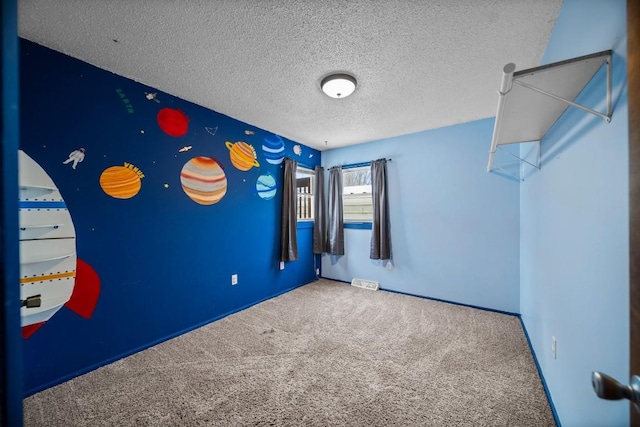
[256,172,277,200]
[99,163,143,199]
[180,156,227,205]
[226,141,260,171]
[262,135,285,165]
[157,108,189,137]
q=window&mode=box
[343,166,372,222]
[296,167,314,221]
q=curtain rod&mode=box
[284,157,315,170]
[332,158,392,170]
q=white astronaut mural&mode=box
[62,148,85,169]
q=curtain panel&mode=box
[370,159,391,260]
[327,166,344,255]
[280,158,298,262]
[313,166,327,254]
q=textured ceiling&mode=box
[18,0,563,151]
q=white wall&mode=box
[322,118,520,314]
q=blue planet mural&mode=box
[262,135,285,165]
[256,172,277,200]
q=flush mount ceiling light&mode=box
[321,73,357,98]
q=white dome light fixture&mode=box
[321,73,357,99]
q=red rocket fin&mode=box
[65,258,100,319]
[22,322,45,339]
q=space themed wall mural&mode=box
[19,39,320,395]
[19,150,101,339]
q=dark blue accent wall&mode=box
[3,0,24,424]
[19,39,320,394]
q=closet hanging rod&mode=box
[486,49,612,174]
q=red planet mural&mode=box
[157,108,190,137]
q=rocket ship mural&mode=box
[18,150,100,339]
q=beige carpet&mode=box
[23,279,555,426]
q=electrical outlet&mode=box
[551,336,557,359]
[316,268,320,275]
[231,274,238,285]
[279,261,285,270]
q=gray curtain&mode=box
[280,158,298,262]
[327,166,344,255]
[370,159,391,260]
[313,166,327,254]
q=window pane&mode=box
[296,167,314,221]
[344,193,373,221]
[343,167,372,222]
[343,168,371,186]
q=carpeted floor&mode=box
[23,279,555,426]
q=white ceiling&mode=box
[17,0,563,151]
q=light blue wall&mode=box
[520,1,629,426]
[321,118,520,314]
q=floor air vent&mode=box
[351,278,379,291]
